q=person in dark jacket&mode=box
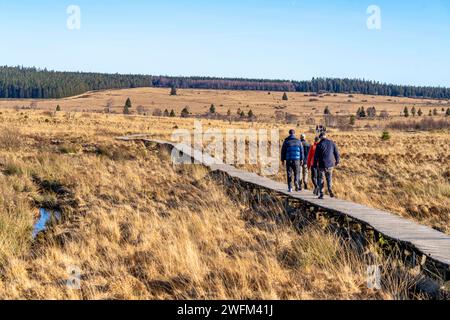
[314,133,340,199]
[300,134,311,190]
[281,129,304,192]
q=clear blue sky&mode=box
[0,0,449,87]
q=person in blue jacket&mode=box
[281,129,304,192]
[314,132,340,199]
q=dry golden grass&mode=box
[2,87,449,124]
[0,109,445,299]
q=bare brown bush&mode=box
[387,118,450,131]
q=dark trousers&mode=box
[318,167,333,196]
[301,165,308,187]
[311,167,318,190]
[286,160,301,190]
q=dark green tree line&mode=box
[2,66,450,99]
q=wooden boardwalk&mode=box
[118,135,450,279]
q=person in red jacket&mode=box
[307,137,320,195]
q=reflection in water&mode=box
[32,208,61,239]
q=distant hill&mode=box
[1,66,449,99]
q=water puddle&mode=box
[32,208,61,239]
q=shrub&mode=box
[0,128,22,150]
[58,143,81,154]
[387,118,450,131]
[152,108,163,117]
[181,107,190,118]
[96,145,135,161]
[3,162,23,176]
[381,131,391,141]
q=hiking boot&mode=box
[313,188,318,195]
[318,194,324,200]
[288,187,292,193]
[330,192,335,198]
[304,184,308,190]
[295,184,299,192]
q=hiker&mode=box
[307,136,320,195]
[281,129,304,192]
[316,125,327,137]
[314,132,340,199]
[300,134,311,190]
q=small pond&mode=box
[32,208,61,239]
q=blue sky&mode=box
[0,0,449,87]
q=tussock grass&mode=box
[0,127,22,150]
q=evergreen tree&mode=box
[56,105,61,112]
[429,110,433,116]
[169,109,176,117]
[446,108,450,117]
[282,92,288,101]
[324,106,331,115]
[433,108,438,116]
[170,86,177,96]
[359,107,366,118]
[123,105,131,115]
[125,98,132,109]
[411,106,416,117]
[163,109,170,117]
[209,104,216,114]
[349,115,356,125]
[248,109,254,118]
[417,108,423,117]
[181,107,190,118]
[403,107,409,118]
